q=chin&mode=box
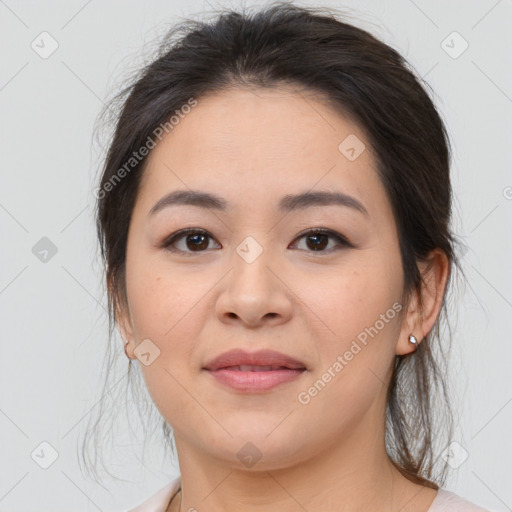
[202,430,309,471]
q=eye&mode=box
[291,228,352,252]
[161,227,352,255]
[161,228,221,254]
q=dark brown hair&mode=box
[83,1,462,488]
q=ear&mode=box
[115,298,136,359]
[396,249,450,355]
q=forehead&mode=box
[136,86,390,221]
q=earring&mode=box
[123,339,130,358]
[408,335,418,346]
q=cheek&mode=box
[126,259,199,338]
[309,261,400,342]
[304,256,402,396]
[297,268,401,437]
[124,259,209,391]
[125,265,207,414]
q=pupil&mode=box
[188,234,207,250]
[307,234,327,250]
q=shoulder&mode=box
[428,488,493,512]
[125,476,181,512]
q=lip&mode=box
[203,349,307,392]
[203,348,307,371]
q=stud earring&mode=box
[408,335,418,346]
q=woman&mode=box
[89,3,491,511]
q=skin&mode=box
[118,86,449,512]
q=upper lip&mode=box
[203,349,307,371]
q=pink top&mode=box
[126,477,493,512]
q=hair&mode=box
[82,1,463,489]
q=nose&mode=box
[215,246,293,329]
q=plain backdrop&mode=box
[1,0,511,510]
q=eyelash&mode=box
[160,227,352,256]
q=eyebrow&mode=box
[148,189,369,217]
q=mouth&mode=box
[202,348,307,392]
[204,364,307,392]
[203,348,307,371]
[219,365,303,371]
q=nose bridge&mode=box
[230,233,273,298]
[217,233,292,326]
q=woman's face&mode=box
[120,86,414,470]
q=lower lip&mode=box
[205,368,306,391]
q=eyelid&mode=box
[160,227,352,254]
[160,228,218,254]
[290,227,352,251]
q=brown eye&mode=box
[162,229,221,254]
[292,229,351,252]
[305,233,329,251]
[184,233,209,251]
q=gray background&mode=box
[1,0,511,510]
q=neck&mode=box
[172,415,437,512]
